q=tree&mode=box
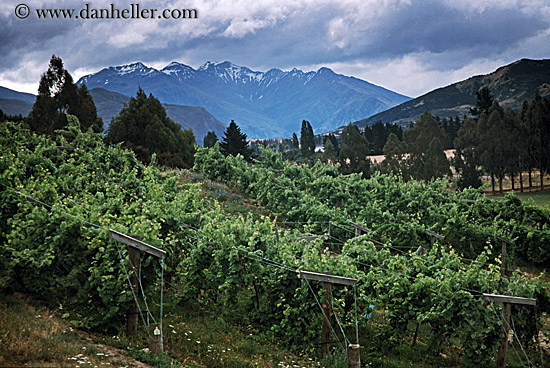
[300,120,315,157]
[381,132,406,177]
[324,133,339,154]
[27,55,102,135]
[292,132,299,150]
[220,120,253,160]
[424,137,451,180]
[525,91,550,190]
[106,88,195,168]
[454,117,482,189]
[476,102,511,193]
[203,131,218,148]
[367,121,388,154]
[470,87,494,117]
[323,137,338,164]
[403,111,450,182]
[339,123,370,177]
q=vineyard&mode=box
[1,117,550,367]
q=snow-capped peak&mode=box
[161,62,195,78]
[111,62,156,76]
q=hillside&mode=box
[77,61,410,138]
[0,86,227,144]
[355,58,550,128]
[0,86,35,116]
[89,88,227,143]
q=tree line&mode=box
[454,88,550,192]
[213,88,549,194]
[18,55,549,191]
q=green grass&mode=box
[489,190,550,208]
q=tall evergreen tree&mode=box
[324,133,340,154]
[300,120,315,157]
[339,123,370,177]
[203,131,218,148]
[220,120,252,160]
[476,102,509,193]
[27,55,102,135]
[106,88,195,168]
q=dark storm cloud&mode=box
[1,0,549,96]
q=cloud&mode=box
[0,0,548,98]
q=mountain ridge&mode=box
[354,58,550,129]
[77,61,410,138]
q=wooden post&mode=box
[148,323,163,355]
[275,227,279,243]
[348,344,361,368]
[127,235,141,341]
[496,303,512,368]
[482,293,535,368]
[328,221,332,238]
[322,275,332,358]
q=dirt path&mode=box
[75,330,156,368]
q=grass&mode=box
[488,190,550,208]
[0,292,168,368]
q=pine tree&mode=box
[27,55,102,135]
[525,91,550,190]
[220,120,252,160]
[106,88,195,168]
[203,131,218,148]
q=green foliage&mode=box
[1,117,201,331]
[364,121,403,155]
[2,119,549,367]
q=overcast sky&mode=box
[1,0,549,97]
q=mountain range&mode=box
[76,61,410,138]
[354,58,550,129]
[3,58,548,142]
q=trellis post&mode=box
[299,270,359,367]
[481,293,536,368]
[108,229,167,355]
